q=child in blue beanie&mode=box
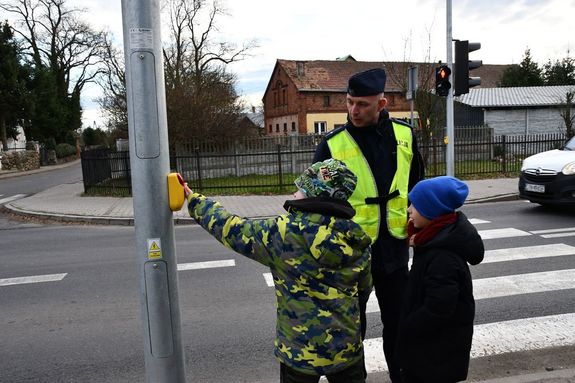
[395,176,485,383]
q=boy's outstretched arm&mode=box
[184,185,273,267]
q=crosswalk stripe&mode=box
[263,273,274,287]
[366,267,575,314]
[363,313,575,374]
[469,218,490,225]
[0,273,67,287]
[177,260,235,271]
[474,269,575,299]
[0,194,26,204]
[471,313,575,358]
[541,232,575,238]
[483,243,575,263]
[531,227,575,234]
[478,228,532,239]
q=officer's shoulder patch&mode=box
[325,125,346,139]
[390,118,414,129]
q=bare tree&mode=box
[162,0,257,143]
[384,30,444,169]
[96,34,128,137]
[1,0,108,140]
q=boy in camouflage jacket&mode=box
[184,158,372,382]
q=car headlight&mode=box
[563,161,575,175]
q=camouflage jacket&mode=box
[188,193,372,375]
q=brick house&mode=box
[262,57,508,135]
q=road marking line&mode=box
[541,232,575,238]
[473,269,575,300]
[0,194,26,204]
[363,313,575,374]
[177,260,235,271]
[478,228,532,239]
[469,218,490,225]
[263,273,274,287]
[483,243,575,263]
[471,313,575,358]
[366,267,575,314]
[531,227,575,234]
[0,273,67,287]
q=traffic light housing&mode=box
[454,40,482,96]
[435,65,451,97]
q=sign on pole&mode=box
[406,66,418,101]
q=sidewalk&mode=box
[2,168,521,225]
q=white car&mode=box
[518,136,575,205]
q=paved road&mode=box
[1,200,575,382]
[0,160,82,205]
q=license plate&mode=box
[525,183,545,193]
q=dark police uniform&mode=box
[312,68,425,383]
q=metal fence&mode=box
[81,132,568,196]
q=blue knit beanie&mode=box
[408,176,469,220]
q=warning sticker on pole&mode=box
[130,28,153,50]
[147,238,162,259]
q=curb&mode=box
[466,194,520,204]
[3,195,522,226]
[2,203,134,226]
[2,203,200,226]
[473,368,575,383]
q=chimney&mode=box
[252,106,256,113]
[296,61,305,77]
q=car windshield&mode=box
[565,136,575,151]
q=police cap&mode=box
[347,68,386,97]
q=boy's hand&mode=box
[184,183,193,198]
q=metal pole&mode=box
[121,0,186,381]
[446,0,455,176]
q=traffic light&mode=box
[454,40,482,96]
[435,65,451,97]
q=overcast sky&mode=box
[14,0,575,128]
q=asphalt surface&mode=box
[1,160,574,382]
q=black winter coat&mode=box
[396,212,484,383]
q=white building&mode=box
[457,86,575,135]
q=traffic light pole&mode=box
[446,0,455,176]
[121,0,187,382]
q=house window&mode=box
[291,122,296,132]
[269,124,272,133]
[282,89,286,105]
[323,95,330,107]
[274,92,278,107]
[276,124,280,132]
[314,121,327,134]
[283,123,287,132]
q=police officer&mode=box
[313,68,425,382]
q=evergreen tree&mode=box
[544,55,575,85]
[0,22,26,150]
[500,49,544,87]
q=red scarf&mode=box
[407,212,458,246]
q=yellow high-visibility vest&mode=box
[327,122,413,240]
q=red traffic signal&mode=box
[435,65,451,97]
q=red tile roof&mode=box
[276,59,509,93]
